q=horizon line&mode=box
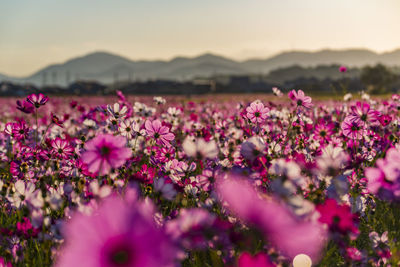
[2,46,400,78]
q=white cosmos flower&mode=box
[107,103,127,119]
[182,137,219,159]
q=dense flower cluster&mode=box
[0,90,399,266]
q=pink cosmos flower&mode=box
[155,146,175,163]
[166,208,216,249]
[346,247,362,261]
[288,90,313,109]
[11,121,29,140]
[0,257,12,267]
[314,121,334,142]
[365,148,400,199]
[26,93,49,108]
[51,138,74,159]
[81,134,132,176]
[134,164,156,184]
[341,116,363,140]
[51,113,64,127]
[339,65,347,73]
[56,196,178,267]
[145,120,175,146]
[378,114,391,126]
[246,101,269,123]
[216,175,327,261]
[238,252,275,267]
[350,101,380,124]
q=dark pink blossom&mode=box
[238,252,275,267]
[339,65,347,73]
[16,100,34,114]
[27,93,49,108]
[316,199,359,235]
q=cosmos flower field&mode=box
[0,89,399,267]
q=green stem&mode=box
[35,108,38,146]
[282,108,297,156]
[39,123,53,145]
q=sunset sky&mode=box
[1,0,400,77]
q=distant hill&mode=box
[1,48,400,86]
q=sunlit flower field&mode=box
[0,89,399,266]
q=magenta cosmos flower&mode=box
[288,90,313,109]
[339,65,347,73]
[81,134,132,175]
[16,100,34,114]
[238,252,275,267]
[316,199,358,235]
[52,138,74,159]
[56,196,178,267]
[216,175,327,262]
[27,93,49,108]
[145,120,175,146]
[246,101,269,123]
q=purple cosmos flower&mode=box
[56,196,178,267]
[81,134,132,175]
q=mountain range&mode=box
[1,48,400,86]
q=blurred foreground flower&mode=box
[216,175,327,262]
[238,252,275,267]
[56,196,178,267]
[182,137,219,159]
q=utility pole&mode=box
[114,72,118,84]
[66,71,70,86]
[42,72,47,87]
[128,72,133,83]
[52,71,57,85]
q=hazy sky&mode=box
[1,0,400,77]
